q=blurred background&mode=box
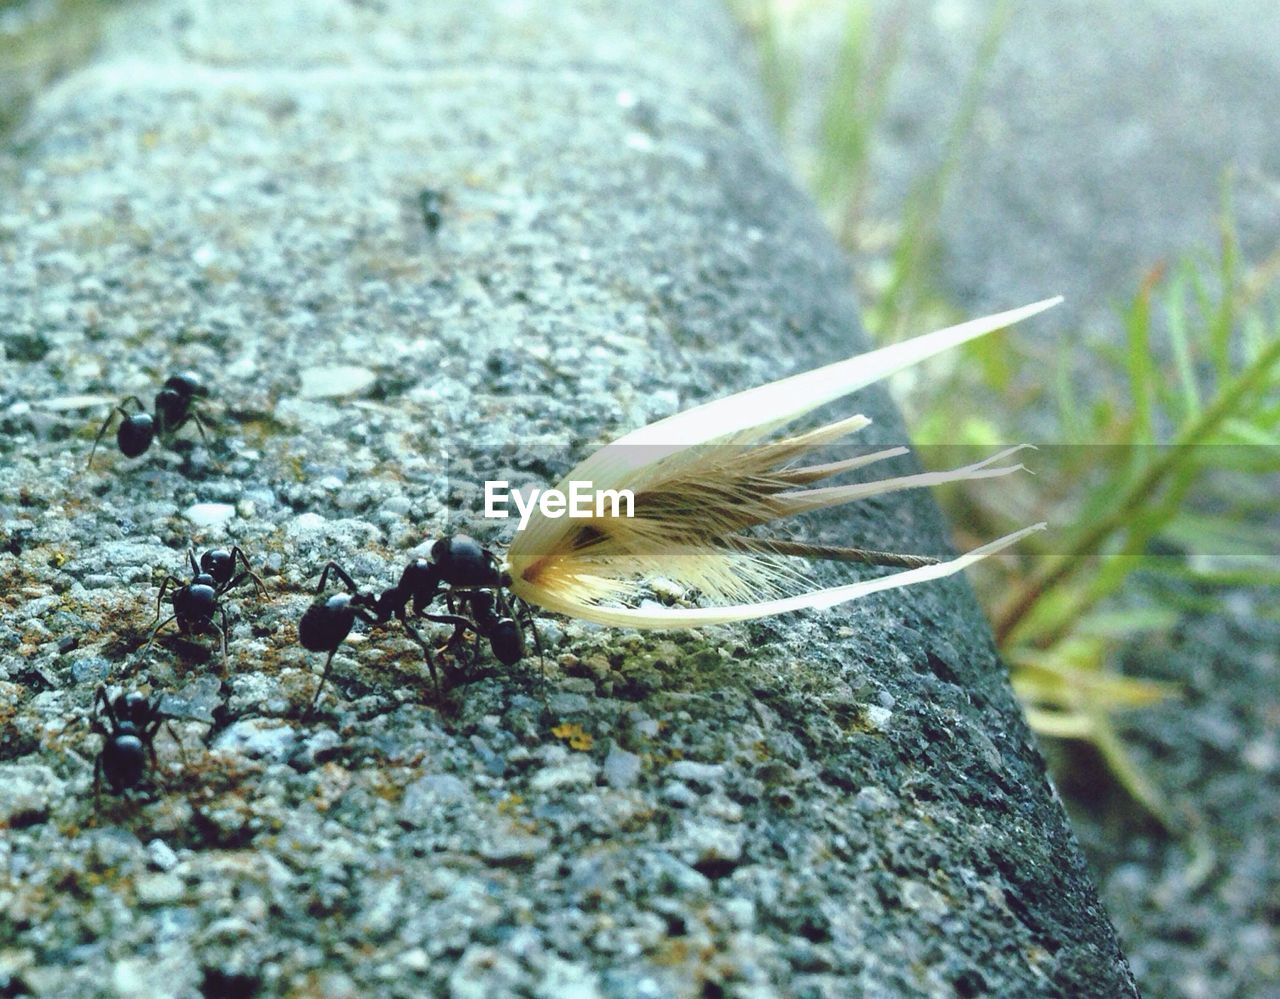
[3,0,1277,994]
[735,2,1280,995]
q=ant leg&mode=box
[424,611,472,655]
[396,611,441,696]
[442,592,482,668]
[305,649,338,718]
[93,685,117,728]
[190,408,210,444]
[161,411,188,439]
[165,408,209,445]
[422,643,442,698]
[165,721,189,765]
[530,619,546,676]
[88,410,120,470]
[436,613,473,646]
[221,570,267,600]
[148,714,189,767]
[144,615,177,657]
[153,576,183,626]
[214,607,231,671]
[316,561,360,595]
[508,596,545,669]
[87,397,147,469]
[227,547,267,596]
[514,597,548,690]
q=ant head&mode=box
[117,691,153,726]
[154,388,189,432]
[200,549,234,585]
[488,618,525,666]
[162,371,206,400]
[431,535,500,587]
[116,413,156,457]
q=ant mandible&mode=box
[298,535,537,714]
[90,685,184,800]
[88,371,209,467]
[146,545,267,670]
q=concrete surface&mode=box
[0,0,1134,995]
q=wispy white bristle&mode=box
[515,524,1047,629]
[506,300,1060,627]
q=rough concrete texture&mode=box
[0,1,1135,995]
[784,2,1280,996]
[1073,613,1280,996]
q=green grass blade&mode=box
[1165,267,1202,421]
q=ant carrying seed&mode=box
[298,535,540,714]
[90,685,185,800]
[145,545,267,670]
[88,371,209,467]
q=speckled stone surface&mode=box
[0,1,1135,995]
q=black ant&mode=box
[146,545,267,670]
[90,685,184,799]
[88,371,209,467]
[298,535,538,714]
[418,187,446,235]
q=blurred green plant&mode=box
[738,0,1280,830]
[976,220,1280,829]
[0,0,108,140]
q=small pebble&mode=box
[666,760,724,790]
[399,774,471,826]
[864,705,893,731]
[146,839,179,871]
[0,764,61,825]
[530,756,599,792]
[661,782,699,809]
[135,872,185,905]
[213,719,298,762]
[855,786,895,814]
[184,502,236,529]
[602,745,642,789]
[286,512,328,535]
[481,836,550,867]
[298,365,377,399]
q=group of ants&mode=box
[84,373,542,803]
